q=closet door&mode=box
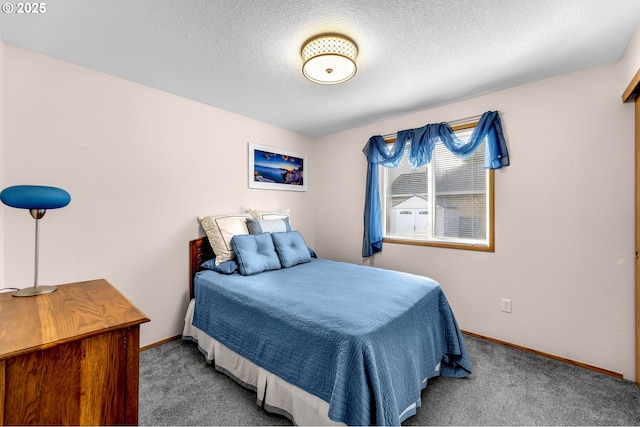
[622,69,640,387]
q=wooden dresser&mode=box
[0,279,150,425]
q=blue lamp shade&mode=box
[0,185,71,209]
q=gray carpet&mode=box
[139,335,640,425]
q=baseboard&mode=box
[140,334,181,352]
[462,330,623,379]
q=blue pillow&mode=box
[201,258,238,274]
[246,217,291,234]
[271,231,312,268]
[231,233,281,276]
[307,246,317,258]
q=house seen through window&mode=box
[382,123,494,251]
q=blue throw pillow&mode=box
[231,233,281,276]
[307,246,317,258]
[271,231,312,268]
[201,258,238,275]
[246,217,291,234]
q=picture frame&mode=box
[248,143,307,192]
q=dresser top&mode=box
[0,279,150,359]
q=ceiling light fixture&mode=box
[301,34,358,85]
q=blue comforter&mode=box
[192,258,471,426]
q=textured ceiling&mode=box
[1,0,640,137]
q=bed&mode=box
[183,233,471,426]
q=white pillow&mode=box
[246,217,291,234]
[247,208,291,221]
[199,214,250,265]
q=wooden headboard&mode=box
[189,236,214,300]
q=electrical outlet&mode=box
[501,298,512,313]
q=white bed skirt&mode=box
[182,299,344,426]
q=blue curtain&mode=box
[362,110,509,257]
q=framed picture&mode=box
[248,143,307,192]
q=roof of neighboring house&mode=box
[392,195,428,210]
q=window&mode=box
[382,122,494,251]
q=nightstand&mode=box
[0,279,150,425]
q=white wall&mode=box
[621,24,640,95]
[314,60,636,380]
[1,44,316,346]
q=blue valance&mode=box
[362,110,509,257]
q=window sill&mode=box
[382,237,495,252]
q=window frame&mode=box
[381,122,495,252]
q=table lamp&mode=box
[0,185,71,297]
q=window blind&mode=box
[384,127,488,243]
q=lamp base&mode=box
[13,285,58,297]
